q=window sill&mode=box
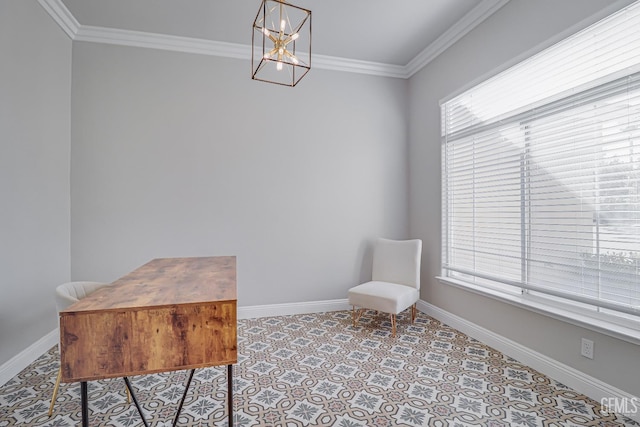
[436,276,640,345]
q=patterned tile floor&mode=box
[0,310,637,426]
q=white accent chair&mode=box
[49,281,129,417]
[348,238,422,337]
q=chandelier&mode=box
[252,0,311,87]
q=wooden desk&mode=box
[59,256,237,426]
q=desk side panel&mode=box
[60,301,237,382]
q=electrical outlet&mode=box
[581,338,594,359]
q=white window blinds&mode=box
[441,1,640,318]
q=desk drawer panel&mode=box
[60,301,237,382]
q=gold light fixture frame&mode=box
[252,0,311,87]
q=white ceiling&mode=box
[59,0,490,66]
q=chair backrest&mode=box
[371,238,422,289]
[55,281,109,312]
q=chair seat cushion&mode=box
[348,281,419,315]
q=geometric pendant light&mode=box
[252,0,311,87]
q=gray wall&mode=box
[70,42,409,306]
[0,1,72,365]
[4,0,637,400]
[409,0,639,397]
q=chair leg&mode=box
[411,303,417,323]
[48,367,62,417]
[125,380,131,403]
[352,305,356,327]
[352,306,365,328]
[390,313,397,338]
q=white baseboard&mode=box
[417,300,640,423]
[0,329,57,387]
[238,298,350,319]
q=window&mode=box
[441,1,640,332]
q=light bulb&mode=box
[280,19,286,31]
[291,33,299,41]
[276,61,283,71]
[278,48,284,55]
[291,56,299,64]
[263,53,270,59]
[262,27,270,36]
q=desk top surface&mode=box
[63,256,236,313]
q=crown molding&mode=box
[312,54,407,79]
[405,0,511,78]
[72,26,408,78]
[38,0,79,39]
[38,0,507,79]
[72,26,406,78]
[75,26,251,60]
